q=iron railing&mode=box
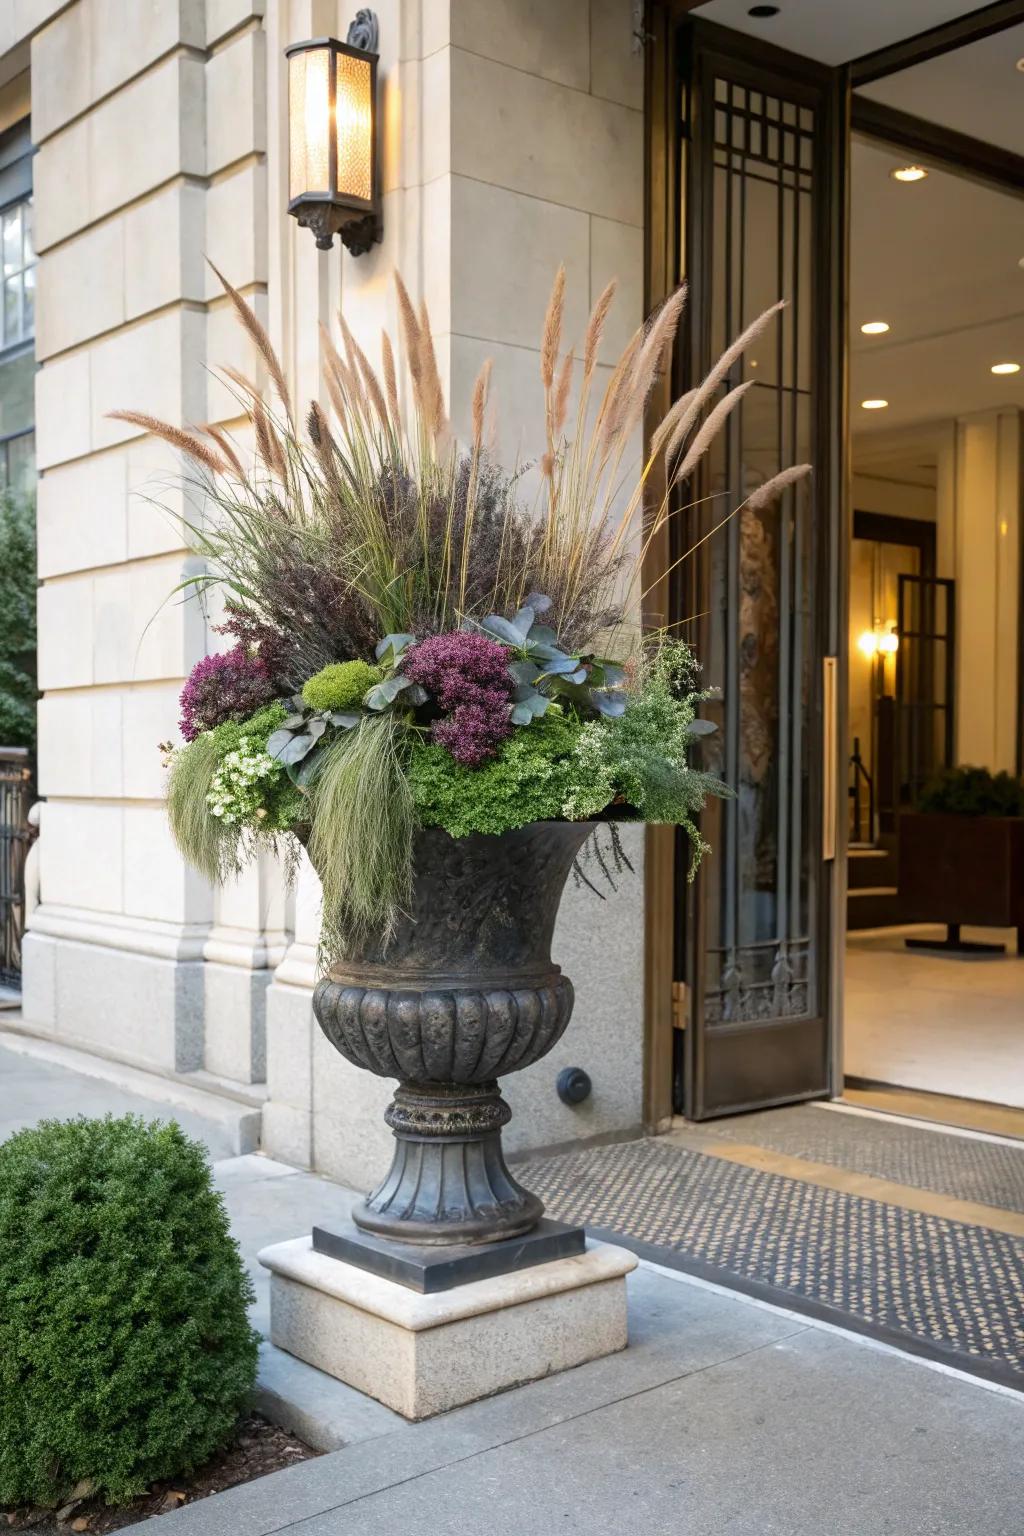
[0,746,33,987]
[848,737,875,845]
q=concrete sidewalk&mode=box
[4,1037,1023,1534]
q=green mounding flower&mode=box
[301,660,383,713]
[410,713,607,839]
[167,701,300,880]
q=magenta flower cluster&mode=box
[179,645,276,742]
[402,631,514,766]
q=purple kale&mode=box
[179,645,277,741]
[402,631,514,766]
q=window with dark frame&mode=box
[0,119,36,499]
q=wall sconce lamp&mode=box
[286,10,382,255]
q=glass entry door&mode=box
[676,23,844,1118]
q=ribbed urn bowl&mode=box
[312,822,592,1246]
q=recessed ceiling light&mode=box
[748,4,780,15]
[890,165,928,183]
[991,362,1021,375]
[860,321,890,335]
[861,399,888,410]
[1016,57,1024,72]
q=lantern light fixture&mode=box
[286,10,382,255]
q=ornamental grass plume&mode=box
[123,262,810,959]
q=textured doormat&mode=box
[521,1138,1024,1389]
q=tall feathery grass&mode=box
[120,265,810,954]
[117,265,809,670]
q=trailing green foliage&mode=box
[0,492,36,751]
[308,713,415,956]
[565,641,725,873]
[410,714,594,838]
[0,1115,259,1507]
[167,701,298,879]
[916,765,1024,818]
[302,660,383,712]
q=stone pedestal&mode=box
[258,1235,637,1420]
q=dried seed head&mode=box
[541,264,566,390]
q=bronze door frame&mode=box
[642,7,850,1123]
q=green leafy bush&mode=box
[0,491,36,751]
[916,765,1024,817]
[302,660,382,712]
[0,1115,259,1507]
[410,713,590,838]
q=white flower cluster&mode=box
[207,737,283,825]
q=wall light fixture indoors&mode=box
[890,165,928,183]
[861,399,888,410]
[860,321,890,335]
[286,10,382,254]
[991,362,1021,375]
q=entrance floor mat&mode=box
[522,1136,1024,1389]
[705,1103,1024,1214]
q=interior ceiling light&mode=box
[991,361,1021,375]
[1015,57,1024,71]
[860,321,890,335]
[861,399,888,410]
[890,165,928,182]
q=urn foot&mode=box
[353,1080,543,1246]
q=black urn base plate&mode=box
[312,1217,586,1294]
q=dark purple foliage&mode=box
[179,645,277,741]
[215,604,300,696]
[402,631,514,766]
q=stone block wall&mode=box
[14,0,651,1177]
[20,0,276,1081]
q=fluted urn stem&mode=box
[310,822,594,1247]
[352,1081,543,1245]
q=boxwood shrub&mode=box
[0,1115,259,1507]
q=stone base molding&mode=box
[258,1236,637,1420]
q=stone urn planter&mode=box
[311,821,592,1246]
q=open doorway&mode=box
[843,39,1024,1116]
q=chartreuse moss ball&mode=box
[301,660,383,712]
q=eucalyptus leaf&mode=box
[276,732,316,764]
[541,654,584,676]
[514,692,550,721]
[405,683,429,705]
[598,663,626,688]
[526,624,559,648]
[508,659,541,688]
[287,750,326,787]
[366,675,413,710]
[524,592,553,614]
[481,613,530,648]
[306,717,328,742]
[329,710,361,729]
[688,718,719,736]
[282,713,307,729]
[510,605,535,639]
[591,690,628,718]
[375,632,416,661]
[266,729,296,760]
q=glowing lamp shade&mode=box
[857,630,879,658]
[286,34,381,255]
[877,630,899,655]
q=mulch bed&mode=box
[2,1415,318,1533]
